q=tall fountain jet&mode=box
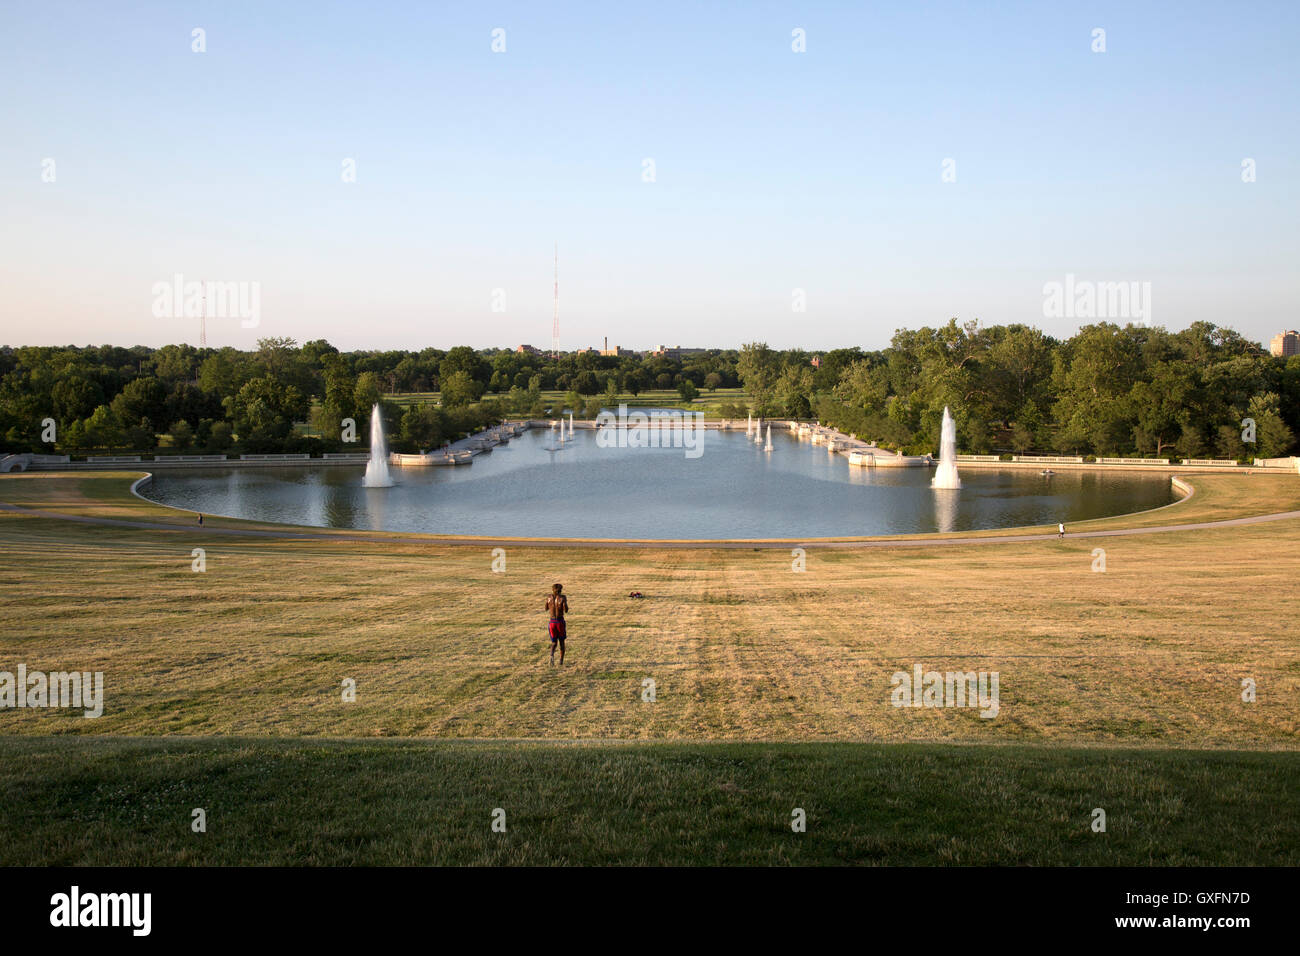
[931,406,962,490]
[362,403,394,487]
[764,425,772,452]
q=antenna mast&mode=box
[551,243,560,357]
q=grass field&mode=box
[1,738,1294,865]
[2,468,1297,863]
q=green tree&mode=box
[207,421,233,452]
[84,405,125,451]
[1129,361,1197,457]
[170,420,194,451]
[1247,393,1296,458]
[737,342,779,414]
[224,377,306,449]
[354,371,383,412]
[440,346,489,389]
[110,377,167,426]
[440,371,478,408]
[51,375,104,423]
[255,337,298,380]
[400,404,445,450]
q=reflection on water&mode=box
[144,429,1176,539]
[934,488,959,534]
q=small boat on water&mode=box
[1041,469,1056,476]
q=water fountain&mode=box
[764,425,772,452]
[931,406,962,490]
[754,417,763,443]
[747,412,752,436]
[362,403,394,487]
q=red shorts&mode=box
[548,619,566,642]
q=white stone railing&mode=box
[1252,457,1300,472]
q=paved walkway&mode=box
[3,500,1299,549]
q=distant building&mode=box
[810,355,822,368]
[516,344,544,356]
[599,336,630,357]
[1270,331,1300,357]
[651,344,707,361]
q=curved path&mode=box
[3,492,1300,550]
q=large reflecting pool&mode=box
[141,428,1177,539]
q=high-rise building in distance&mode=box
[1269,330,1300,357]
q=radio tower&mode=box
[551,242,560,357]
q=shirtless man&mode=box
[546,583,569,665]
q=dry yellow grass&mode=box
[1,471,1298,745]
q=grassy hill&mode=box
[2,469,1297,864]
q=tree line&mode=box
[740,320,1297,459]
[1,320,1295,459]
[0,338,738,455]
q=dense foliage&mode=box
[1,320,1295,460]
[789,320,1297,458]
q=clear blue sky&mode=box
[1,1,1296,351]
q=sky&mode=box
[1,1,1297,352]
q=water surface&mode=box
[142,429,1176,538]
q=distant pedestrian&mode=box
[1058,521,1064,538]
[197,513,204,527]
[546,583,569,665]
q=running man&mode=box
[1058,521,1065,538]
[546,583,569,665]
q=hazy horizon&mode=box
[3,1,1297,352]
[0,314,1285,358]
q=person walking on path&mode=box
[1058,521,1065,538]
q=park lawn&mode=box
[0,737,1294,865]
[0,471,352,535]
[1,471,1297,743]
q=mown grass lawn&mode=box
[1,472,1298,742]
[0,738,1294,866]
[2,470,1297,865]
